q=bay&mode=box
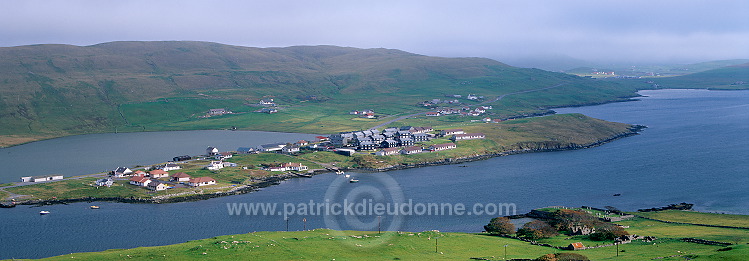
[0,89,747,259]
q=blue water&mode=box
[0,89,747,259]
[0,130,318,183]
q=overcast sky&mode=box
[2,0,747,64]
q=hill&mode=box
[649,63,749,89]
[0,41,644,146]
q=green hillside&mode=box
[0,41,643,146]
[650,63,749,89]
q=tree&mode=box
[589,223,628,241]
[517,220,557,240]
[484,217,515,235]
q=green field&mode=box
[634,210,749,228]
[28,210,749,261]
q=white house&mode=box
[206,161,224,171]
[111,167,133,177]
[440,129,464,136]
[282,146,300,154]
[400,146,423,155]
[376,147,401,156]
[149,169,169,178]
[129,176,151,187]
[282,162,308,171]
[206,146,219,156]
[429,143,457,151]
[161,163,181,171]
[451,133,486,141]
[95,178,114,187]
[147,180,169,191]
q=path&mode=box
[370,82,568,130]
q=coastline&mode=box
[6,125,646,206]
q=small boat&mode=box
[349,179,359,183]
[90,206,100,209]
[39,211,51,215]
[613,193,621,197]
[344,174,350,178]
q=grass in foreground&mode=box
[32,222,749,261]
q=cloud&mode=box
[1,0,747,64]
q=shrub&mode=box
[484,217,515,235]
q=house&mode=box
[222,162,238,168]
[409,126,433,134]
[268,166,287,171]
[334,148,356,156]
[208,108,229,115]
[172,155,191,162]
[188,177,216,187]
[258,143,286,152]
[95,178,114,187]
[467,94,479,100]
[129,176,151,187]
[568,242,585,250]
[133,170,147,177]
[429,143,457,151]
[206,146,219,156]
[383,127,399,133]
[162,163,181,171]
[282,146,300,154]
[111,167,133,177]
[482,117,492,122]
[426,112,441,117]
[171,172,191,182]
[314,136,329,142]
[149,169,169,179]
[396,131,412,139]
[147,180,169,191]
[440,129,464,136]
[361,112,375,119]
[259,108,278,114]
[451,133,486,141]
[295,140,309,146]
[281,162,308,171]
[376,147,400,156]
[237,147,258,154]
[206,161,224,171]
[259,98,276,106]
[20,175,64,183]
[215,151,233,160]
[401,146,423,155]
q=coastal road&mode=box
[369,82,568,130]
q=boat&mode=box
[349,179,359,183]
[39,211,51,215]
[344,174,350,178]
[90,206,100,209]
[613,193,621,196]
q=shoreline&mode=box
[7,125,646,207]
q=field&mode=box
[30,210,749,261]
[634,210,749,229]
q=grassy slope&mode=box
[0,41,644,146]
[31,211,749,261]
[643,63,749,90]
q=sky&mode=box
[2,0,748,65]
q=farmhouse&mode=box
[258,143,286,152]
[451,133,486,141]
[215,152,233,160]
[208,108,230,115]
[95,178,114,187]
[282,162,308,171]
[188,177,216,187]
[259,98,276,106]
[282,146,300,154]
[206,161,224,171]
[206,146,219,155]
[429,143,457,151]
